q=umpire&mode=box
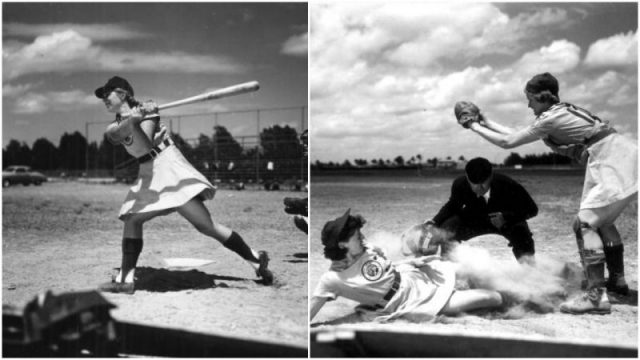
[426,157,538,263]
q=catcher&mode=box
[94,76,273,294]
[456,73,637,314]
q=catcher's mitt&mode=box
[454,101,481,129]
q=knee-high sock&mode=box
[603,243,625,283]
[121,238,143,283]
[223,231,259,263]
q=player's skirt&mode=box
[118,144,216,220]
[581,133,638,209]
[361,260,456,323]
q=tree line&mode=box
[312,152,573,170]
[3,125,306,182]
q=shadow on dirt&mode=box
[609,289,638,306]
[285,253,308,263]
[134,267,250,292]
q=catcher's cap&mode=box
[454,101,480,121]
[401,223,439,256]
[321,209,351,246]
[525,72,558,96]
[95,76,134,99]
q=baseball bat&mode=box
[154,80,260,112]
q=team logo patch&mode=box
[361,260,384,281]
[122,135,133,146]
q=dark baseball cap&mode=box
[94,76,134,99]
[321,209,351,247]
[465,157,493,184]
[525,72,558,96]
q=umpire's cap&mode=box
[95,76,134,99]
[465,157,493,184]
[525,72,558,96]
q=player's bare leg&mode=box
[439,289,503,315]
[177,198,273,285]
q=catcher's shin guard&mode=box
[573,218,606,289]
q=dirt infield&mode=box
[309,172,638,351]
[2,181,308,351]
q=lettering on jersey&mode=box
[361,259,384,281]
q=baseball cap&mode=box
[95,76,134,99]
[465,157,493,184]
[454,101,480,121]
[321,209,351,247]
[525,73,559,96]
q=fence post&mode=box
[85,122,89,177]
[256,109,261,184]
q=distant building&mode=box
[435,159,467,169]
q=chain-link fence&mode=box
[87,106,307,189]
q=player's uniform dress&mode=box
[524,102,637,209]
[117,118,216,220]
[313,245,456,322]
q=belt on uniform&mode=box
[584,128,616,147]
[137,138,173,163]
[382,270,401,302]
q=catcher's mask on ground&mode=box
[401,223,440,256]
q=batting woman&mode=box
[458,73,637,314]
[94,76,273,294]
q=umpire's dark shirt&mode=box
[432,173,538,226]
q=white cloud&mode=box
[12,90,104,114]
[281,32,308,57]
[3,82,37,98]
[3,29,247,80]
[513,40,581,75]
[3,22,152,42]
[584,31,638,67]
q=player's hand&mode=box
[140,100,159,116]
[489,212,506,229]
[478,112,488,126]
[153,123,168,145]
[458,114,476,129]
[412,255,441,267]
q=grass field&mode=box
[309,170,638,349]
[2,180,308,351]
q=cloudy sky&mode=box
[3,3,307,146]
[310,2,638,164]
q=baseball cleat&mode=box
[98,281,135,295]
[256,251,274,286]
[560,288,611,315]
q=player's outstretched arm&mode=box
[479,114,516,135]
[310,296,328,321]
[469,122,538,149]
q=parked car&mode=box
[2,166,48,187]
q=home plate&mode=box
[163,258,215,268]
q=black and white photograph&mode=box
[309,2,637,357]
[2,2,308,357]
